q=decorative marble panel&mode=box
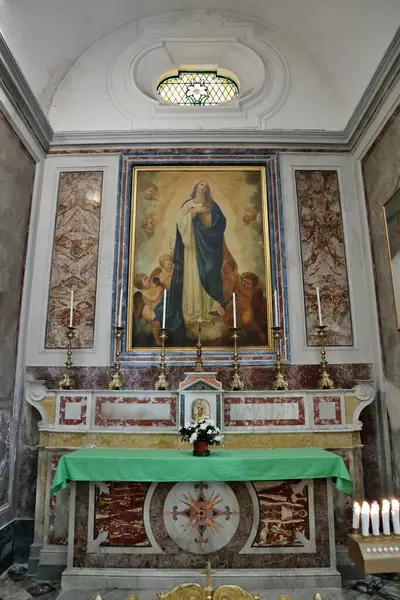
[224,396,305,427]
[163,481,240,554]
[313,395,342,425]
[295,170,353,346]
[45,171,103,349]
[72,478,332,568]
[94,396,176,427]
[252,480,311,548]
[59,395,87,426]
[47,454,69,545]
[94,482,151,547]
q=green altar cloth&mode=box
[50,448,352,495]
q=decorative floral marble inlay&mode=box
[45,171,103,349]
[94,482,151,546]
[313,395,342,425]
[224,396,305,427]
[59,395,87,426]
[295,170,353,346]
[94,396,176,426]
[163,481,239,554]
[252,480,309,547]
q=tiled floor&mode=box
[1,566,400,600]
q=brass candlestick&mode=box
[193,312,205,372]
[272,326,289,390]
[58,326,76,390]
[108,326,125,390]
[317,324,334,389]
[155,328,170,390]
[230,327,244,390]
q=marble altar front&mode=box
[24,373,374,597]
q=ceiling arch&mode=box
[1,0,399,131]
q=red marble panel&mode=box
[94,482,151,546]
[252,480,309,547]
[224,396,305,426]
[45,171,103,349]
[313,395,341,425]
[94,395,176,426]
[295,170,353,346]
[179,375,222,390]
[59,395,87,426]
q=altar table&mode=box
[51,447,352,495]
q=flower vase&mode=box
[193,440,210,457]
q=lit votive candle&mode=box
[361,501,370,537]
[370,501,380,536]
[382,499,391,535]
[352,501,361,530]
[392,499,400,535]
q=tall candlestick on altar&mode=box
[118,288,123,327]
[274,290,279,327]
[392,499,400,535]
[382,499,391,535]
[316,286,323,326]
[370,501,380,536]
[352,501,361,530]
[69,289,74,327]
[233,292,237,328]
[361,501,370,536]
[162,289,167,329]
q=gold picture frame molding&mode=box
[126,165,273,353]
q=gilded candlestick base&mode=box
[59,326,76,390]
[271,326,289,390]
[108,326,124,390]
[230,327,244,390]
[317,325,335,389]
[155,329,170,390]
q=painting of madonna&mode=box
[128,167,272,349]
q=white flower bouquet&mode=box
[179,419,223,446]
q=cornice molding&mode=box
[0,32,53,152]
[1,23,399,153]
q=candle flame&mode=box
[361,501,370,514]
[371,501,379,515]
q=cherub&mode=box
[133,273,164,343]
[234,271,266,342]
[158,254,174,289]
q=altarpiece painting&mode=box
[126,166,273,351]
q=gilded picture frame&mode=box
[383,187,400,329]
[126,165,273,353]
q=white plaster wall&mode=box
[280,153,373,365]
[25,151,374,367]
[25,155,119,367]
[49,11,346,133]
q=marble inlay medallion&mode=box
[163,481,239,554]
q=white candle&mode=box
[162,289,167,329]
[316,286,323,326]
[392,499,400,535]
[274,290,279,327]
[370,501,380,536]
[233,292,237,328]
[69,289,74,327]
[352,501,361,529]
[382,499,391,535]
[118,289,123,327]
[361,501,370,536]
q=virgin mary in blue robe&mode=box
[155,181,227,346]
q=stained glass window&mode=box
[157,71,239,106]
